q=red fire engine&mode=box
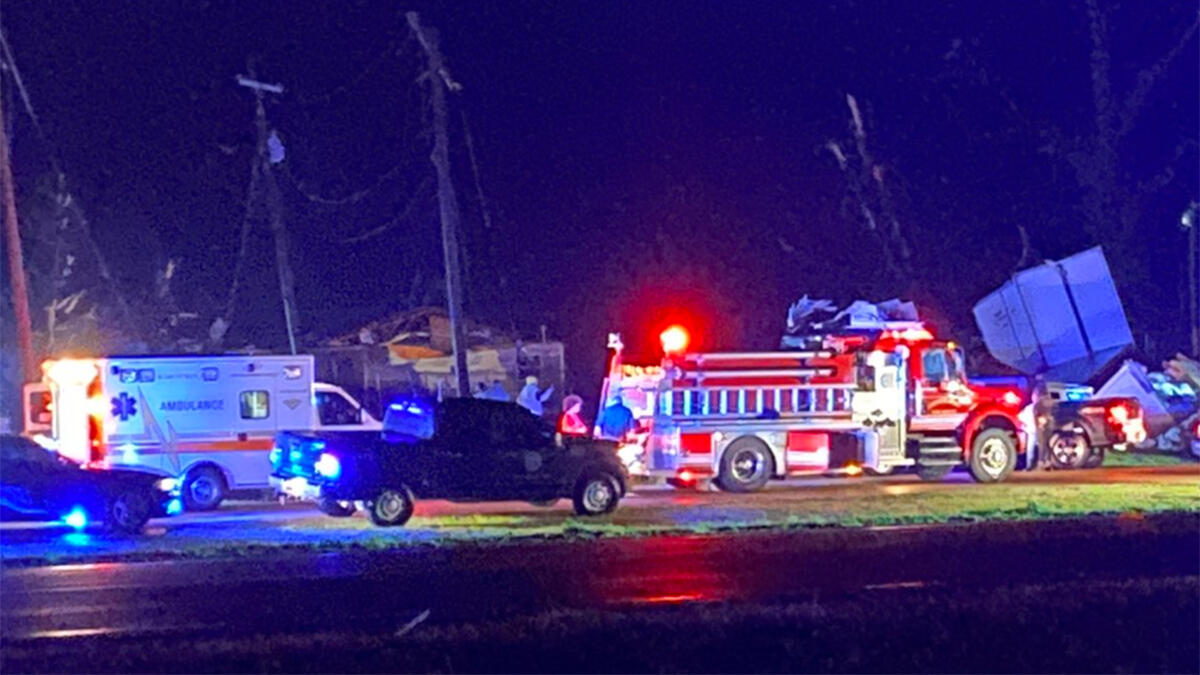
[606,319,1034,491]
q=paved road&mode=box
[2,511,1196,641]
[0,464,1195,561]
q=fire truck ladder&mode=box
[662,351,855,420]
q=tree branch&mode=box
[1117,11,1200,140]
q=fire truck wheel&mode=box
[716,438,774,493]
[1047,431,1091,470]
[317,497,357,517]
[367,487,414,527]
[572,472,621,516]
[106,489,152,534]
[969,429,1018,482]
[182,466,227,511]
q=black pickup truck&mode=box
[271,398,628,527]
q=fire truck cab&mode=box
[637,321,1027,491]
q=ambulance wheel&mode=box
[716,437,773,493]
[367,487,414,527]
[969,429,1017,482]
[317,497,357,518]
[1048,431,1090,470]
[183,467,227,511]
[106,489,152,534]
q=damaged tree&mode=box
[825,95,914,283]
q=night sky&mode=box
[3,0,1197,395]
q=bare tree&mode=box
[825,94,914,282]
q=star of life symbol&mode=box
[111,392,138,421]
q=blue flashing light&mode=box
[269,447,282,465]
[166,498,183,516]
[1064,388,1091,402]
[315,453,341,479]
[63,507,88,531]
[388,401,426,415]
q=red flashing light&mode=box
[677,469,696,484]
[1002,390,1023,407]
[660,325,690,355]
[882,327,935,343]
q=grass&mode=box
[1103,450,1196,467]
[3,479,1197,566]
[4,575,1196,673]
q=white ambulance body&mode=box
[22,354,379,510]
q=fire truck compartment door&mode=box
[850,352,906,464]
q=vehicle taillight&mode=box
[87,379,104,464]
[1107,402,1146,444]
[1108,403,1130,424]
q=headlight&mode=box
[155,477,179,493]
[315,453,341,479]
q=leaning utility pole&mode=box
[407,12,471,397]
[0,88,35,384]
[238,67,300,355]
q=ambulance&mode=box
[22,354,379,511]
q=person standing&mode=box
[596,394,636,440]
[517,376,554,416]
[558,394,588,435]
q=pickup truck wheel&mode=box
[716,437,773,493]
[317,497,357,518]
[106,489,151,534]
[572,472,621,516]
[1048,431,1091,470]
[1083,447,1105,469]
[969,429,1017,482]
[182,467,226,511]
[367,487,414,527]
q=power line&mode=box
[281,160,412,206]
[292,34,409,108]
[338,176,433,244]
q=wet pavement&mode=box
[1,464,1196,564]
[2,511,1196,641]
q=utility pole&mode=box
[0,88,34,385]
[1184,201,1199,356]
[407,12,471,397]
[238,67,299,355]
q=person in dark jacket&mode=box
[597,394,636,440]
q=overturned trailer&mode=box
[973,247,1154,464]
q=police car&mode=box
[0,434,181,533]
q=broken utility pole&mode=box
[238,67,300,355]
[407,12,471,397]
[0,89,35,385]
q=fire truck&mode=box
[604,318,1036,491]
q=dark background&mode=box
[2,0,1196,400]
